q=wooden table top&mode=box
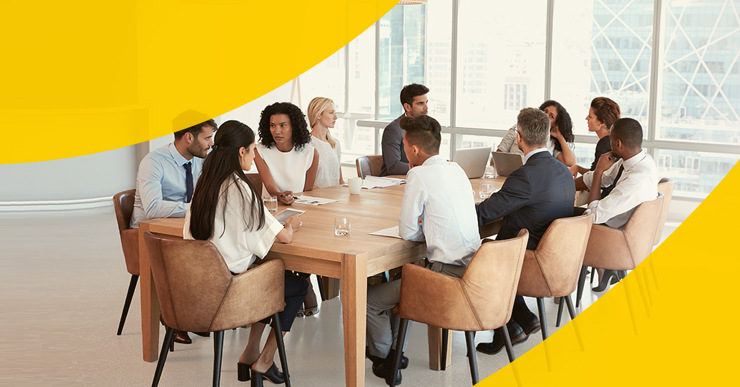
[143,175,506,272]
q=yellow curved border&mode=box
[480,162,740,386]
[4,1,738,385]
[0,0,398,164]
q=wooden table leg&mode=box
[427,325,452,370]
[139,224,160,362]
[341,251,367,387]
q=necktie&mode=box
[184,162,193,203]
[600,164,624,198]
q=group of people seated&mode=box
[127,81,658,385]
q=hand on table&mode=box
[278,191,295,205]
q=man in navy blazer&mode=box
[476,107,576,355]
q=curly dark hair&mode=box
[539,100,574,152]
[258,102,311,151]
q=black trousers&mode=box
[260,272,308,332]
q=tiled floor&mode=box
[0,207,677,386]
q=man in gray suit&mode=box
[380,83,429,176]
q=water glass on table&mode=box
[479,182,494,199]
[484,165,496,179]
[264,195,278,212]
[334,217,351,236]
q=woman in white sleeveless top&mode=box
[254,102,319,206]
[307,97,343,188]
[254,102,322,318]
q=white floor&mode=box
[0,207,677,386]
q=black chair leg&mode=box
[117,274,139,335]
[496,326,516,363]
[576,266,588,307]
[555,297,565,327]
[465,331,479,385]
[440,328,449,371]
[152,327,175,387]
[212,331,224,387]
[564,295,577,320]
[391,318,410,387]
[536,297,548,340]
[272,314,291,387]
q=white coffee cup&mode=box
[348,177,363,195]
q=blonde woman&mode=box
[307,97,344,188]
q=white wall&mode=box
[0,144,138,202]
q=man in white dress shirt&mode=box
[366,115,481,385]
[576,117,658,228]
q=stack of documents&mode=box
[362,176,406,189]
[294,196,337,206]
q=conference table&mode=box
[137,175,505,387]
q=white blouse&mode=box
[310,136,342,188]
[498,125,574,158]
[257,143,315,193]
[183,177,284,274]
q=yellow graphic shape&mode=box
[481,163,740,386]
[0,0,398,164]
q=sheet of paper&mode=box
[362,176,406,189]
[274,208,305,225]
[294,195,337,206]
[369,225,402,239]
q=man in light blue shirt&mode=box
[130,118,215,345]
[130,119,216,228]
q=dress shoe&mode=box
[193,331,210,337]
[249,363,285,386]
[372,359,402,386]
[366,349,409,370]
[593,269,619,292]
[172,330,192,344]
[518,315,541,337]
[476,321,527,355]
[263,363,285,384]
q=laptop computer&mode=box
[453,147,492,179]
[490,151,524,177]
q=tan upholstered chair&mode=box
[112,189,139,335]
[655,178,674,246]
[575,194,665,307]
[143,233,291,387]
[355,155,383,178]
[516,214,593,338]
[390,231,529,386]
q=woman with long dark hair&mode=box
[496,100,576,167]
[183,120,307,386]
[539,100,576,167]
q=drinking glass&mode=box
[264,195,278,212]
[334,217,351,236]
[484,165,496,179]
[479,182,494,199]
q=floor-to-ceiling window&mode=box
[222,0,739,200]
